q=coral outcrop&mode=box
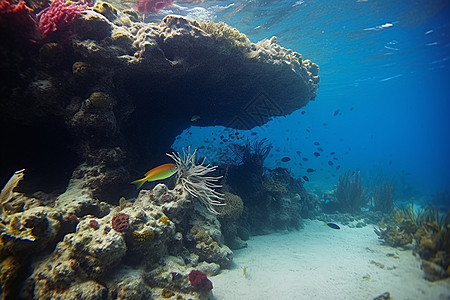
[1,6,319,198]
[0,4,320,298]
[375,200,450,281]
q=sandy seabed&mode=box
[212,220,450,300]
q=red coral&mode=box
[0,0,37,42]
[188,270,213,291]
[36,0,87,41]
[136,0,174,13]
[89,219,99,230]
[111,212,129,232]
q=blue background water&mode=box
[172,0,450,205]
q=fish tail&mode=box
[131,178,146,190]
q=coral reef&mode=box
[1,7,319,200]
[0,5,320,298]
[223,139,317,235]
[375,199,450,281]
[37,0,87,41]
[12,179,227,299]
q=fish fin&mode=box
[131,178,146,190]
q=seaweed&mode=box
[335,170,366,214]
[373,182,394,214]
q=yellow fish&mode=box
[131,163,178,189]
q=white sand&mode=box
[212,219,450,300]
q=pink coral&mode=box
[188,270,213,291]
[136,0,174,13]
[36,0,87,40]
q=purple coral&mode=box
[111,212,129,232]
[188,269,213,291]
[36,0,87,41]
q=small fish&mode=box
[330,152,335,155]
[131,163,178,189]
[313,152,320,157]
[190,115,200,122]
[317,147,323,152]
[333,109,340,116]
[281,157,291,162]
[314,142,320,146]
[336,165,341,170]
[328,161,334,166]
[302,157,309,161]
[243,266,247,279]
[325,222,340,230]
[306,129,311,133]
[301,110,306,115]
[302,175,309,182]
[306,168,315,173]
[296,150,302,156]
[251,132,257,136]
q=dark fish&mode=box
[314,142,320,146]
[333,157,338,160]
[328,161,334,166]
[313,152,320,157]
[223,139,228,142]
[350,107,354,111]
[317,147,323,152]
[235,132,239,135]
[306,168,315,173]
[301,110,306,115]
[302,175,309,182]
[286,137,289,141]
[275,148,280,152]
[251,132,257,136]
[296,151,302,156]
[330,152,335,155]
[325,222,340,230]
[281,157,291,162]
[333,109,340,116]
[302,157,309,161]
[323,123,328,126]
[306,129,311,133]
[336,165,341,170]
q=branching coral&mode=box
[336,170,366,214]
[36,0,87,40]
[373,182,394,213]
[0,169,25,212]
[167,147,224,214]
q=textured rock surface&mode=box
[0,9,319,196]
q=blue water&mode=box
[172,0,450,205]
